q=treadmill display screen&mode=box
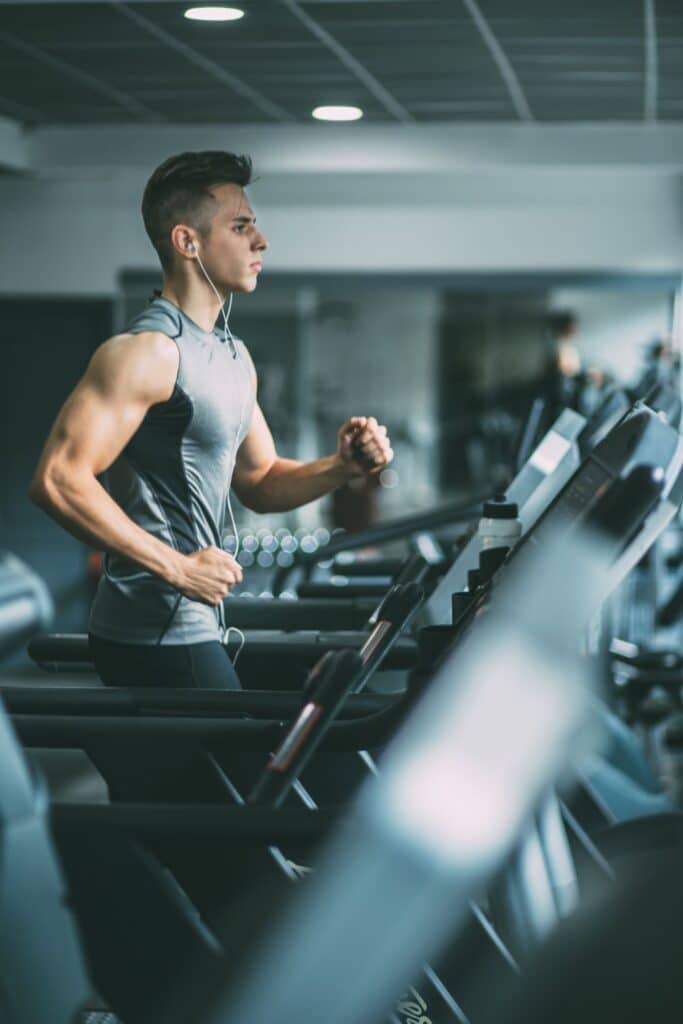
[529,431,572,476]
[522,458,614,550]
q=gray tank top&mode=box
[89,295,255,645]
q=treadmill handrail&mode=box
[0,685,395,719]
[10,701,408,753]
[51,802,348,842]
[271,493,488,594]
[248,583,424,806]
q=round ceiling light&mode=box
[312,105,364,122]
[184,6,245,22]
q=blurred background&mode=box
[1,0,682,632]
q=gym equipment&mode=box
[0,551,53,658]
[202,528,606,1024]
[24,553,428,687]
[271,406,587,598]
[0,553,96,1023]
[270,387,635,601]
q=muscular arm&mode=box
[30,332,187,580]
[232,402,353,513]
[30,332,241,604]
[232,362,393,514]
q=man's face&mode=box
[201,183,268,293]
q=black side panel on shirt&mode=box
[123,384,198,555]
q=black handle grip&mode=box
[250,649,362,806]
[301,648,362,705]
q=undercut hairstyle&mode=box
[142,150,254,272]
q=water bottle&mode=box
[477,493,523,552]
[477,494,523,584]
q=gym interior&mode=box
[2,2,683,1021]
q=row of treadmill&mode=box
[3,380,683,1024]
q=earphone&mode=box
[188,237,247,663]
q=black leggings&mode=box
[89,633,241,690]
[86,632,257,806]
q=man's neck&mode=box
[160,275,224,334]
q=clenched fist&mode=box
[337,416,394,478]
[176,545,243,605]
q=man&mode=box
[30,150,393,690]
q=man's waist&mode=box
[90,575,222,645]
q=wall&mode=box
[0,170,680,297]
[309,287,440,515]
[2,120,683,296]
[0,299,112,656]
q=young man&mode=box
[30,151,393,690]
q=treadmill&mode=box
[268,387,632,600]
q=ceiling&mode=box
[0,0,682,127]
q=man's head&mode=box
[549,311,578,341]
[142,150,268,292]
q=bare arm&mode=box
[232,402,353,513]
[232,362,393,514]
[30,332,241,605]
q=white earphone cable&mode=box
[194,248,236,349]
[193,246,247,662]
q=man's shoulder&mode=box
[88,331,179,402]
[96,330,178,364]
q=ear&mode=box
[170,225,197,259]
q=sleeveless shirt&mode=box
[89,296,255,645]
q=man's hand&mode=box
[174,546,243,606]
[337,416,394,478]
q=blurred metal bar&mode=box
[460,0,534,122]
[51,802,343,841]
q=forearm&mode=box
[30,468,184,586]
[242,454,355,513]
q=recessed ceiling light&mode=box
[184,6,244,22]
[312,105,363,122]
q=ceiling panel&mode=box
[0,0,681,125]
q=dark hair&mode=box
[141,150,253,272]
[548,310,578,338]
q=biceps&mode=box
[234,402,277,484]
[37,382,148,478]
